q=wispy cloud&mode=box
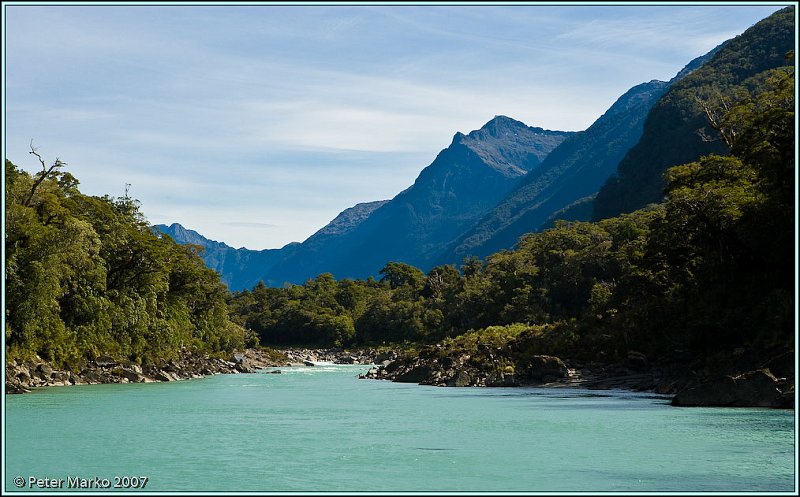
[223,222,279,229]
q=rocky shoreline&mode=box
[360,347,795,409]
[5,347,381,394]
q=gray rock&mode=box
[624,351,649,372]
[672,369,784,407]
[36,363,54,379]
[15,368,31,386]
[394,364,432,383]
[94,355,117,368]
[235,361,255,373]
[521,355,568,382]
[118,369,147,383]
[153,371,174,382]
[453,371,472,387]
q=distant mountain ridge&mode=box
[155,199,391,290]
[155,223,294,290]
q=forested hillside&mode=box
[5,156,253,369]
[592,5,795,220]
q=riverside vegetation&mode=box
[5,39,794,407]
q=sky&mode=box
[3,2,789,250]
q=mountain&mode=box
[264,116,574,283]
[441,80,668,262]
[439,41,730,263]
[155,200,390,290]
[591,6,795,221]
[308,200,390,239]
[155,223,296,290]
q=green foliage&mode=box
[5,159,247,368]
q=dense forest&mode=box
[228,62,794,365]
[5,154,256,370]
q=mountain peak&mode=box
[157,222,217,247]
[484,114,527,128]
[473,115,531,139]
[446,116,574,177]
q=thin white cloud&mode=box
[222,222,279,229]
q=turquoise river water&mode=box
[4,363,796,493]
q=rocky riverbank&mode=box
[359,345,795,409]
[5,348,285,394]
[4,347,382,394]
[280,347,381,366]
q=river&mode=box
[4,363,795,492]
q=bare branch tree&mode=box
[695,91,738,149]
[23,140,66,207]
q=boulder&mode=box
[234,361,255,373]
[117,369,147,383]
[303,360,315,367]
[15,368,32,386]
[672,369,784,407]
[153,371,175,382]
[521,355,568,382]
[94,355,117,368]
[624,351,649,372]
[35,363,54,380]
[393,364,432,383]
[163,360,180,372]
[761,350,794,379]
[375,351,396,363]
[453,370,472,387]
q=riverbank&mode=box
[6,344,793,409]
[360,345,795,409]
[4,347,381,394]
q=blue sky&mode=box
[3,3,788,250]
